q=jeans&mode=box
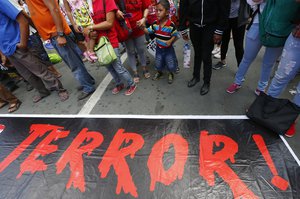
[234,24,283,91]
[51,35,95,93]
[124,35,147,71]
[155,46,178,72]
[189,23,215,83]
[267,33,300,106]
[106,48,134,87]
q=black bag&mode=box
[246,92,300,135]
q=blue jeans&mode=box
[124,35,147,71]
[267,33,300,106]
[234,23,283,91]
[155,46,177,72]
[51,35,95,93]
[106,48,134,87]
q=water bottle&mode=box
[183,42,191,68]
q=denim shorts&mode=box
[155,46,178,72]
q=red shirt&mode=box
[92,0,119,48]
[124,0,151,38]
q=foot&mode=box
[152,71,163,81]
[78,91,94,100]
[33,93,50,103]
[226,83,241,94]
[168,73,174,84]
[285,123,296,138]
[8,100,21,113]
[125,84,137,96]
[112,84,125,94]
[133,74,140,83]
[175,67,180,74]
[58,90,69,102]
[200,83,210,95]
[187,77,200,87]
[143,70,151,79]
[212,61,227,70]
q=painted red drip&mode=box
[16,125,70,178]
[98,129,145,198]
[253,134,289,191]
[148,134,189,191]
[0,124,5,134]
[56,128,104,192]
[199,131,259,199]
[0,124,65,173]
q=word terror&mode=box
[0,124,289,198]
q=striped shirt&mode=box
[147,19,178,48]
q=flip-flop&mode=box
[8,100,21,113]
[0,102,8,109]
[143,70,151,79]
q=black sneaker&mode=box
[152,71,163,80]
[168,73,174,84]
[213,61,227,70]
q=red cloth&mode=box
[125,0,151,38]
[92,0,119,48]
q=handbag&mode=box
[246,92,300,135]
[114,18,132,42]
[94,36,117,66]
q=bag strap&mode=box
[246,4,260,30]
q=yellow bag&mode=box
[94,36,117,66]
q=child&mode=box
[144,0,179,84]
[63,0,98,63]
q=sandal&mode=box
[33,94,50,103]
[58,90,69,102]
[143,70,151,79]
[8,100,21,113]
[0,102,8,109]
[133,74,140,83]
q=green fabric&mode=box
[259,0,300,47]
[48,53,62,64]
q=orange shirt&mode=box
[26,0,71,40]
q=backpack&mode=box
[259,0,300,47]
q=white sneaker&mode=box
[212,47,220,55]
[213,52,221,59]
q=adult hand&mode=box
[56,36,67,47]
[116,10,124,20]
[213,34,222,44]
[136,17,146,28]
[1,54,7,66]
[73,24,81,33]
[16,43,28,50]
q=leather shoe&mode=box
[200,83,210,95]
[187,77,200,87]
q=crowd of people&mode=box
[0,0,299,136]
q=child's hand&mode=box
[165,39,173,47]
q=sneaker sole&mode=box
[226,87,241,94]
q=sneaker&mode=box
[285,123,296,138]
[78,91,94,100]
[125,84,137,96]
[213,52,221,59]
[152,71,163,80]
[226,83,241,94]
[112,84,125,94]
[175,67,180,74]
[213,61,227,70]
[212,46,220,55]
[168,73,174,84]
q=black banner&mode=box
[0,117,299,198]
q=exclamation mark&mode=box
[253,134,289,191]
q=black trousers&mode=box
[189,24,215,84]
[220,17,246,67]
